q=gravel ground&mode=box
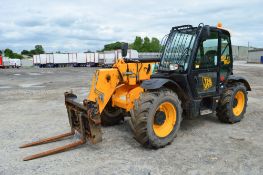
[0,62,262,175]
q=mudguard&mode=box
[141,78,172,90]
[228,75,251,91]
[141,78,188,107]
[141,78,186,96]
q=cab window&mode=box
[194,31,219,69]
[220,34,231,78]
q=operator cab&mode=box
[153,23,233,96]
[143,23,239,118]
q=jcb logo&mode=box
[221,55,231,65]
[202,76,213,90]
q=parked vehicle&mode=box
[103,51,116,67]
[33,52,99,68]
[53,53,69,67]
[0,55,3,68]
[9,59,21,68]
[86,52,99,67]
[21,24,251,161]
[32,50,138,68]
[45,53,54,68]
[76,53,87,67]
[39,54,47,68]
[3,57,11,68]
[33,55,41,67]
[100,49,139,67]
[0,56,21,68]
[68,53,77,67]
[98,52,105,66]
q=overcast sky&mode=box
[0,0,262,53]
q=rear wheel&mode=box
[101,103,124,126]
[216,83,248,123]
[130,89,182,148]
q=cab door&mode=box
[219,32,233,81]
[190,30,220,98]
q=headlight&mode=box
[169,64,179,70]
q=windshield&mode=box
[159,27,198,71]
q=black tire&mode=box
[216,82,248,123]
[101,104,124,126]
[130,89,182,148]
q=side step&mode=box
[200,109,213,116]
[20,92,102,161]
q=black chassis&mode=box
[141,24,251,118]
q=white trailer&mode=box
[53,53,69,67]
[33,55,41,66]
[115,50,122,60]
[86,53,92,64]
[39,54,47,67]
[68,53,77,66]
[86,53,99,67]
[9,59,21,68]
[115,49,139,59]
[103,51,116,67]
[3,57,10,68]
[94,53,99,65]
[127,49,139,59]
[46,53,54,67]
[76,53,87,67]
[99,49,139,67]
[98,52,105,66]
[33,52,101,68]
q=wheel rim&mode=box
[232,90,245,116]
[153,102,176,138]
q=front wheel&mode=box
[101,103,124,126]
[130,89,182,148]
[216,83,248,123]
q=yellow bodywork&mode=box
[88,59,158,113]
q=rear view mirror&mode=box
[121,43,128,57]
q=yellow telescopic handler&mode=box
[21,23,251,161]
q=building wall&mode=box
[248,50,263,63]
[232,45,249,61]
[21,59,33,67]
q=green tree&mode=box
[150,37,161,52]
[84,50,93,53]
[21,50,30,55]
[4,48,24,58]
[132,36,143,51]
[4,48,14,57]
[0,50,2,55]
[103,42,123,51]
[12,53,23,59]
[141,37,151,52]
[30,49,36,55]
[34,45,45,54]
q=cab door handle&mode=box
[194,77,198,84]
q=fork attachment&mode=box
[20,92,102,161]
